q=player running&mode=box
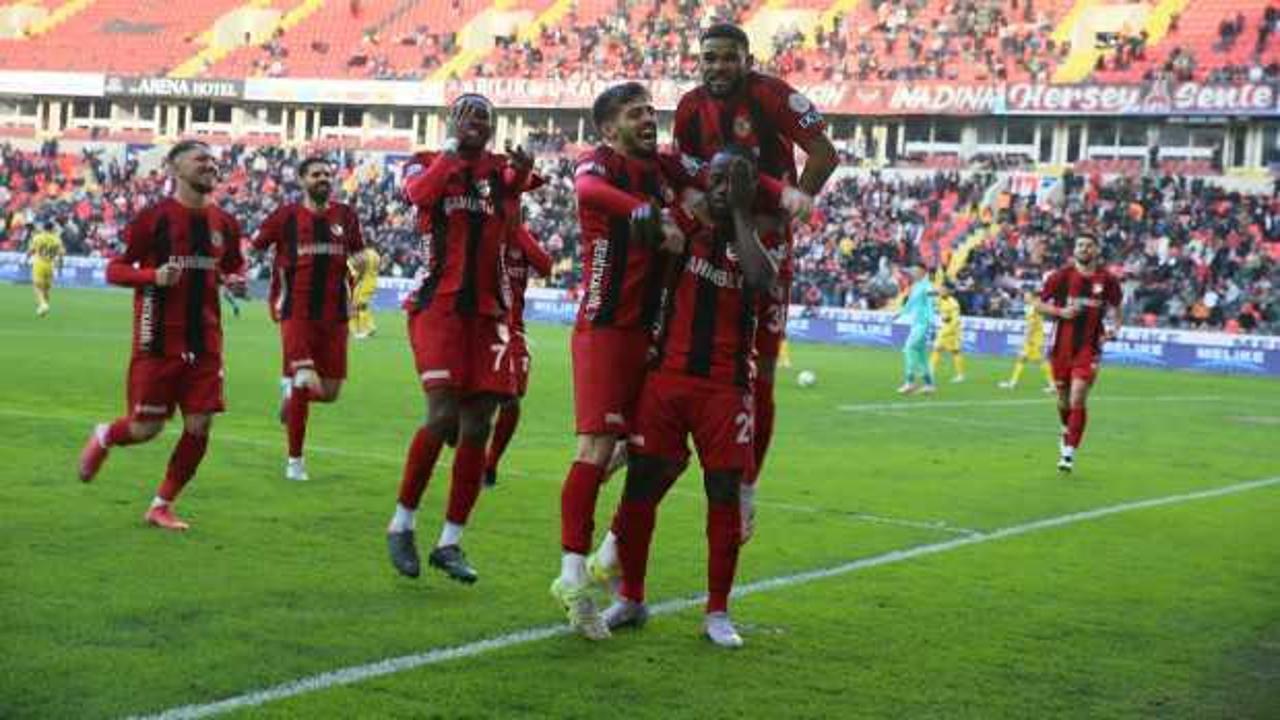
[604,148,778,649]
[930,282,966,383]
[27,221,64,317]
[349,245,381,339]
[673,22,837,541]
[386,94,534,585]
[551,82,697,640]
[253,157,367,482]
[999,290,1056,393]
[77,140,246,531]
[1035,234,1122,472]
[895,264,937,395]
[484,224,552,489]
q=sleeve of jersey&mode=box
[403,154,459,207]
[516,226,554,277]
[762,78,827,147]
[106,214,157,287]
[673,99,696,156]
[250,209,280,252]
[574,170,646,217]
[1039,271,1061,303]
[220,216,248,277]
[346,207,366,251]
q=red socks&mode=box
[706,501,742,613]
[616,497,657,604]
[750,381,775,486]
[1066,406,1088,449]
[485,403,520,472]
[157,431,208,502]
[560,461,606,554]
[397,426,444,509]
[104,417,143,447]
[286,388,310,458]
[445,441,486,525]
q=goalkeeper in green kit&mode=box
[895,264,937,395]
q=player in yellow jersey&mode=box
[999,290,1055,392]
[27,221,65,317]
[929,282,966,383]
[777,339,792,369]
[349,245,380,338]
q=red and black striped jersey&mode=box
[506,224,553,336]
[401,150,526,318]
[108,198,245,358]
[573,145,702,332]
[674,73,825,289]
[1040,265,1122,360]
[252,201,364,323]
[656,220,780,389]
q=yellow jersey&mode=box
[937,296,962,335]
[350,247,380,298]
[28,231,64,263]
[1024,303,1045,344]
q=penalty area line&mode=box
[133,475,1280,720]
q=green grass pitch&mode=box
[2,284,1278,719]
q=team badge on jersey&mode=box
[1092,282,1103,295]
[211,230,224,248]
[475,178,492,199]
[788,92,813,114]
[331,223,345,237]
[733,115,753,139]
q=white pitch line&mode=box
[666,487,978,535]
[837,394,1226,412]
[133,475,1280,720]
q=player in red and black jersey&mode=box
[253,157,367,482]
[552,82,699,640]
[483,223,553,488]
[674,23,837,541]
[78,140,246,531]
[386,94,535,586]
[1036,234,1123,472]
[604,147,778,648]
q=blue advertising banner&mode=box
[5,253,1278,377]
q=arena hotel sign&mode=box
[105,76,244,101]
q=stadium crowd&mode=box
[1,142,1276,334]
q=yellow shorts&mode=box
[1021,341,1044,362]
[32,262,54,289]
[933,332,961,353]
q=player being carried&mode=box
[999,289,1056,393]
[930,281,966,383]
[1035,234,1122,472]
[673,22,837,541]
[385,94,534,585]
[551,82,699,640]
[603,147,779,648]
[484,223,553,489]
[895,263,937,395]
[77,140,246,531]
[27,220,64,317]
[253,156,367,482]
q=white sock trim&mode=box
[438,521,464,548]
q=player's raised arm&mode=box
[402,152,461,207]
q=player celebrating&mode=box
[551,82,696,640]
[673,22,837,540]
[1035,234,1122,472]
[253,157,366,482]
[999,290,1056,393]
[484,224,552,488]
[27,220,64,317]
[77,140,245,531]
[349,245,381,339]
[386,94,533,585]
[930,282,966,383]
[605,148,778,648]
[895,264,937,395]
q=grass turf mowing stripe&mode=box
[837,395,1227,412]
[131,475,1280,720]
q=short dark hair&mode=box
[591,82,649,131]
[1074,232,1098,246]
[298,155,330,177]
[166,140,209,164]
[701,23,750,51]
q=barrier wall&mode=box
[4,253,1278,377]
